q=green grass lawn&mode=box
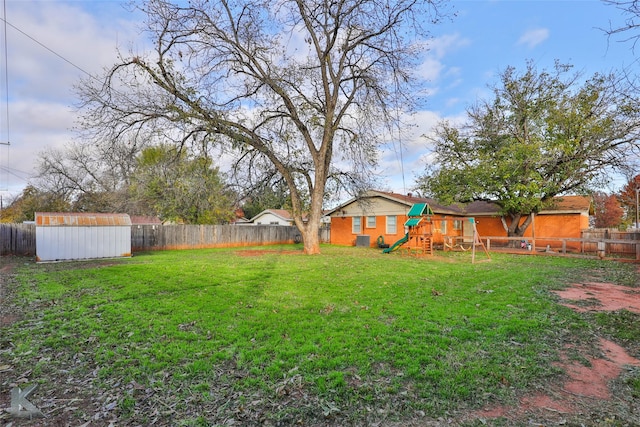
[1,246,638,426]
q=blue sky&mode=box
[377,0,637,196]
[0,0,636,201]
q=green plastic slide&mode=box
[382,232,409,254]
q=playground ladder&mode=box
[422,236,433,255]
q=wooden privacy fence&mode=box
[0,223,35,256]
[131,224,302,251]
[483,230,640,260]
[581,229,640,255]
[1,223,304,256]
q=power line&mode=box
[0,13,96,81]
[0,10,137,113]
[0,5,111,193]
[0,164,32,181]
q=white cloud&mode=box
[2,99,79,191]
[416,33,470,83]
[418,57,446,82]
[425,33,470,59]
[517,28,549,49]
[0,1,142,195]
[7,3,137,98]
[444,97,461,109]
[376,109,446,192]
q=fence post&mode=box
[636,242,640,261]
[597,241,606,259]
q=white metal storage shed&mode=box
[35,212,132,262]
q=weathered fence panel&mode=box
[581,229,640,255]
[130,224,301,252]
[0,223,36,256]
[319,224,330,243]
[0,223,315,256]
[484,231,640,260]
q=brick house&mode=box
[326,190,591,250]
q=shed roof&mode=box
[35,212,132,227]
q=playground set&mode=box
[381,203,490,263]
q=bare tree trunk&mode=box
[501,213,534,247]
[294,183,325,254]
[300,220,321,255]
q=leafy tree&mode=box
[416,61,640,239]
[75,0,450,254]
[131,146,236,224]
[592,191,624,228]
[619,174,640,226]
[0,185,70,223]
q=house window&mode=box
[440,220,447,234]
[366,216,376,228]
[352,217,361,234]
[386,216,397,234]
[453,220,463,230]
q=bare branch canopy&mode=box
[76,0,451,254]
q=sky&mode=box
[0,0,637,203]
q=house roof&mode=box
[268,209,293,220]
[464,200,502,215]
[324,190,464,216]
[249,209,294,223]
[544,195,593,214]
[35,212,132,226]
[326,191,592,217]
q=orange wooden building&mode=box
[326,191,591,251]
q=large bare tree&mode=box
[76,0,449,254]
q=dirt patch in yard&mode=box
[553,282,640,313]
[466,271,640,425]
[470,337,640,424]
